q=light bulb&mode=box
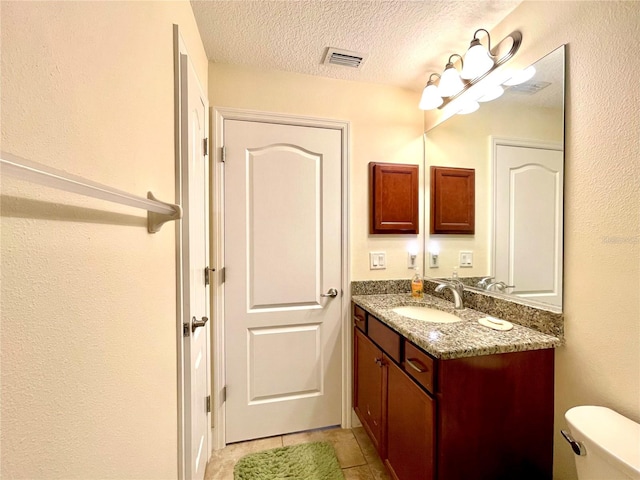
[419,83,443,110]
[457,101,479,115]
[477,85,504,102]
[438,63,464,97]
[503,66,536,86]
[461,41,494,80]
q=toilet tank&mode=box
[564,406,640,480]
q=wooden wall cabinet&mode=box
[430,166,475,234]
[369,162,419,234]
[352,303,554,480]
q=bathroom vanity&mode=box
[352,295,559,480]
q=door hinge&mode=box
[206,395,211,413]
[220,267,226,284]
[220,146,226,163]
[203,138,209,156]
[204,266,215,286]
[222,386,227,403]
[183,322,190,337]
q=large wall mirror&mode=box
[424,45,565,312]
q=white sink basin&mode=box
[392,306,462,324]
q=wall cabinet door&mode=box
[385,356,435,480]
[430,166,475,234]
[353,328,386,454]
[369,162,419,234]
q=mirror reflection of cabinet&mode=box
[424,45,565,311]
[430,166,475,235]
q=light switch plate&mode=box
[407,252,418,269]
[460,251,473,267]
[370,251,386,270]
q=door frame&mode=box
[490,136,563,281]
[174,26,212,479]
[211,107,351,449]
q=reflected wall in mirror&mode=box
[424,45,565,311]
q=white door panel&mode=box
[181,53,209,480]
[224,120,342,443]
[249,323,322,402]
[495,144,563,307]
[248,145,321,308]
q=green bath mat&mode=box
[234,441,345,480]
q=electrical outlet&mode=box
[429,253,439,268]
[369,252,386,270]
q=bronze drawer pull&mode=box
[406,358,428,373]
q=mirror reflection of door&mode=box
[493,141,564,308]
[424,45,565,311]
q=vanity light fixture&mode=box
[503,65,536,86]
[418,29,523,113]
[461,29,495,80]
[438,54,465,97]
[477,85,504,102]
[419,73,443,110]
[457,100,480,114]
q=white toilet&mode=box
[564,406,640,479]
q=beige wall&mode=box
[3,1,638,479]
[425,102,563,278]
[208,63,424,281]
[1,2,207,478]
[427,2,638,479]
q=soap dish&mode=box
[478,316,513,331]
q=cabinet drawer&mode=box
[403,341,435,393]
[368,315,401,363]
[353,305,367,333]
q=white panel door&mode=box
[224,120,342,443]
[495,144,563,307]
[181,54,210,480]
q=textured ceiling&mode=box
[191,0,523,92]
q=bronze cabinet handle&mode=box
[406,358,428,373]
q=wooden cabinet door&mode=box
[385,356,435,480]
[369,162,419,234]
[430,166,475,234]
[353,328,386,454]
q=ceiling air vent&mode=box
[323,47,367,69]
[507,81,551,95]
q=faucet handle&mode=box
[487,281,516,292]
[477,276,494,287]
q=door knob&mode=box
[320,288,339,298]
[192,316,209,332]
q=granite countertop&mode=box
[352,293,561,360]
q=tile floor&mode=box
[204,426,391,480]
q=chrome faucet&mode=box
[477,276,494,288]
[435,280,465,310]
[486,281,515,292]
